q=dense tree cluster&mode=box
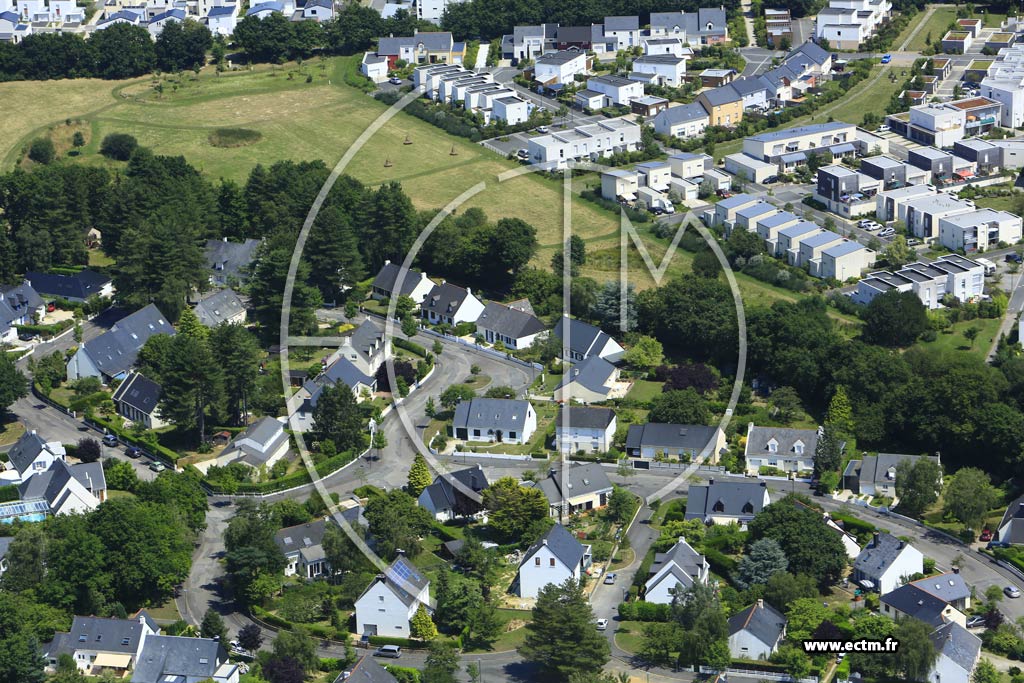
[747,496,847,588]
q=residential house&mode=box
[554,354,621,404]
[682,7,729,44]
[764,8,792,47]
[842,452,941,497]
[501,24,555,62]
[337,656,401,683]
[743,424,825,476]
[796,230,844,269]
[814,164,881,218]
[276,519,330,579]
[911,572,972,612]
[641,36,691,57]
[214,416,290,470]
[18,459,106,516]
[700,68,736,87]
[373,31,464,68]
[880,583,967,627]
[854,254,986,309]
[631,95,670,117]
[205,4,237,36]
[939,208,1023,252]
[724,152,776,184]
[476,301,545,350]
[554,406,617,454]
[291,356,378,432]
[370,260,434,306]
[777,222,822,263]
[668,151,713,179]
[338,319,390,376]
[731,77,770,111]
[820,241,876,281]
[815,0,892,49]
[585,74,644,106]
[361,52,389,82]
[953,138,1001,175]
[44,612,159,675]
[146,7,183,36]
[697,84,743,127]
[452,398,536,445]
[132,634,239,683]
[652,102,709,139]
[637,161,674,192]
[825,514,863,558]
[875,183,937,223]
[982,44,1024,128]
[192,288,246,327]
[518,523,591,598]
[625,423,726,462]
[534,49,589,85]
[354,556,431,638]
[493,95,530,124]
[552,315,624,362]
[422,281,484,326]
[859,154,929,189]
[417,465,488,521]
[998,498,1024,543]
[929,622,982,683]
[112,372,166,430]
[26,269,113,303]
[685,479,770,525]
[644,539,709,604]
[711,193,760,228]
[244,1,283,19]
[534,462,613,518]
[756,211,801,251]
[853,532,924,593]
[743,122,860,168]
[5,430,65,481]
[66,305,175,385]
[601,169,639,201]
[603,15,639,48]
[553,25,593,50]
[204,237,260,286]
[527,118,642,168]
[728,599,788,660]
[733,202,779,234]
[631,54,687,87]
[0,281,44,327]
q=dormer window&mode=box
[793,441,804,455]
[767,439,778,453]
[742,502,754,514]
[712,500,725,513]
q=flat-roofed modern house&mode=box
[711,193,760,228]
[903,193,976,243]
[953,138,1001,175]
[685,478,771,525]
[938,208,1023,252]
[757,211,801,252]
[855,255,985,309]
[625,423,727,462]
[776,222,822,263]
[875,183,936,222]
[859,155,928,189]
[601,169,639,201]
[668,152,713,179]
[819,241,876,281]
[743,122,859,169]
[527,118,642,168]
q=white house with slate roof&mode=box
[534,462,613,517]
[18,459,106,516]
[534,50,589,85]
[653,103,710,139]
[853,532,923,594]
[26,269,113,303]
[339,656,401,683]
[685,479,770,526]
[929,622,981,683]
[744,424,827,476]
[213,417,290,470]
[552,315,624,363]
[191,288,245,328]
[422,281,484,326]
[518,523,590,598]
[842,452,941,497]
[554,406,616,454]
[206,5,238,37]
[370,260,434,306]
[997,497,1024,544]
[44,611,159,675]
[644,538,709,604]
[452,398,536,445]
[112,372,166,430]
[476,301,545,350]
[417,465,488,520]
[555,355,621,404]
[626,423,727,463]
[204,238,260,287]
[728,599,787,660]
[276,519,330,579]
[5,430,65,481]
[67,304,174,382]
[881,580,967,627]
[132,634,238,683]
[355,556,431,638]
[338,319,390,377]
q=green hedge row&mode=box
[617,601,671,622]
[829,511,877,536]
[385,665,421,683]
[0,485,19,503]
[208,449,358,494]
[703,547,738,578]
[394,338,427,357]
[17,319,74,337]
[88,414,181,464]
[368,635,420,648]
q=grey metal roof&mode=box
[626,423,719,452]
[371,261,426,298]
[909,572,971,604]
[761,211,800,228]
[477,302,545,340]
[112,372,162,417]
[521,522,585,570]
[559,355,615,396]
[854,532,913,577]
[748,121,850,143]
[81,304,175,378]
[131,635,231,683]
[657,102,709,126]
[930,622,981,673]
[786,40,830,67]
[275,519,327,556]
[419,465,488,514]
[880,583,949,626]
[192,288,244,327]
[685,480,768,520]
[700,84,741,106]
[555,406,615,429]
[204,238,260,280]
[348,319,385,359]
[535,462,612,505]
[728,601,787,646]
[7,431,53,476]
[589,74,637,88]
[453,398,533,435]
[25,270,111,300]
[424,282,473,316]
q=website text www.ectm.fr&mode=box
[802,638,900,654]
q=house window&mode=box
[767,440,777,453]
[472,429,480,437]
[509,431,517,439]
[742,502,754,514]
[535,557,541,566]
[712,500,725,513]
[550,558,556,567]
[379,595,384,602]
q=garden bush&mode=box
[100,133,138,161]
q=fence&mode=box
[417,326,543,371]
[700,665,818,683]
[443,451,534,462]
[30,383,77,420]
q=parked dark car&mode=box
[1006,253,1023,263]
[763,175,779,184]
[126,446,142,459]
[102,434,118,447]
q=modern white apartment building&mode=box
[815,0,892,50]
[743,122,859,166]
[903,193,976,243]
[527,119,642,168]
[534,50,589,85]
[855,254,986,308]
[938,208,1023,252]
[875,184,937,222]
[819,241,876,281]
[907,105,966,148]
[982,44,1024,128]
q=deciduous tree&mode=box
[895,458,942,517]
[944,467,999,530]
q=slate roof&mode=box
[112,372,162,417]
[700,84,742,106]
[347,319,385,359]
[477,302,545,340]
[18,459,104,512]
[854,532,913,578]
[149,8,184,21]
[604,15,638,31]
[372,261,426,298]
[275,519,328,564]
[131,635,231,683]
[207,5,236,16]
[81,304,174,379]
[376,30,452,53]
[521,522,585,570]
[46,613,154,661]
[552,316,619,360]
[223,416,288,467]
[857,453,940,488]
[930,622,981,674]
[626,423,719,452]
[650,10,686,31]
[731,77,769,97]
[786,41,830,67]
[245,1,281,14]
[556,25,592,43]
[339,655,400,683]
[453,398,532,435]
[685,480,769,520]
[649,539,706,582]
[998,497,1024,543]
[305,0,332,9]
[687,7,727,35]
[204,238,260,281]
[419,465,488,514]
[555,406,615,430]
[559,355,615,396]
[6,431,61,476]
[358,555,430,608]
[880,583,950,626]
[536,49,584,65]
[26,270,111,300]
[748,121,850,143]
[658,102,709,126]
[910,572,971,604]
[0,281,43,319]
[192,288,244,327]
[728,601,787,646]
[535,462,612,505]
[423,281,473,317]
[323,357,375,390]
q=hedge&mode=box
[0,486,18,503]
[703,547,738,577]
[386,665,422,683]
[394,338,427,357]
[251,606,349,642]
[206,448,359,494]
[17,319,74,338]
[368,635,419,648]
[617,601,671,622]
[432,523,460,542]
[87,414,181,464]
[251,605,291,630]
[829,511,877,536]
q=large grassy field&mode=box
[917,316,1002,362]
[896,7,958,52]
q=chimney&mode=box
[30,429,36,435]
[757,598,764,609]
[384,259,391,266]
[708,478,714,486]
[952,566,960,574]
[222,236,228,242]
[872,532,880,547]
[542,538,548,545]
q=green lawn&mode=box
[0,419,25,448]
[973,194,1019,213]
[614,621,648,655]
[896,7,958,52]
[464,609,531,653]
[625,380,664,402]
[917,316,1003,361]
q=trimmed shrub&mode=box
[100,133,138,161]
[394,338,427,357]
